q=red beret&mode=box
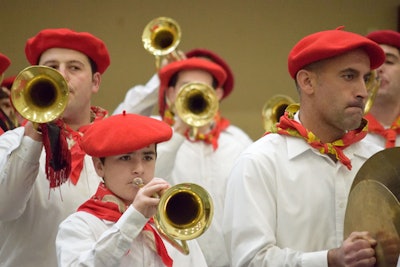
[158,57,227,117]
[81,112,172,157]
[186,48,234,99]
[366,30,400,50]
[1,75,16,90]
[0,53,11,75]
[25,28,110,74]
[288,27,385,79]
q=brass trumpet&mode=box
[262,94,295,132]
[364,69,380,114]
[11,66,69,123]
[142,17,182,69]
[154,183,213,255]
[174,82,219,138]
[133,178,213,255]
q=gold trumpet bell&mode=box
[11,66,69,123]
[154,183,214,255]
[174,82,219,129]
[142,17,181,69]
[262,94,295,132]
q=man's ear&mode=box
[215,87,224,101]
[91,72,101,94]
[165,86,176,106]
[296,69,315,95]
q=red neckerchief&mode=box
[41,119,71,188]
[163,109,230,150]
[364,113,400,148]
[267,105,368,170]
[64,106,108,185]
[78,183,173,267]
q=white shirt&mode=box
[114,75,254,266]
[0,127,102,267]
[155,125,253,267]
[223,127,384,267]
[364,132,400,148]
[113,74,160,116]
[56,205,208,267]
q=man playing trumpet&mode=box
[0,28,110,266]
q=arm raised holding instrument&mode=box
[56,112,208,267]
[0,28,111,266]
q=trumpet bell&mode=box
[142,17,181,57]
[174,82,219,128]
[154,183,214,254]
[262,94,295,131]
[11,66,69,123]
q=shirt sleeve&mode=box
[154,131,185,181]
[56,205,148,267]
[0,127,43,221]
[113,74,160,116]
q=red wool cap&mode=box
[25,28,110,74]
[81,112,172,157]
[366,30,400,50]
[0,53,11,75]
[158,57,227,117]
[186,48,234,98]
[288,27,385,79]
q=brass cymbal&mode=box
[344,147,400,267]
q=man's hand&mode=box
[328,231,377,267]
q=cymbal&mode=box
[350,147,400,201]
[344,147,400,267]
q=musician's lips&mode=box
[347,102,364,112]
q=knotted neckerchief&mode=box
[163,108,230,150]
[364,113,400,148]
[268,105,368,170]
[78,183,173,267]
[64,106,108,185]
[41,119,71,188]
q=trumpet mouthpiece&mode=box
[133,177,144,188]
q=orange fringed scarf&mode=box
[163,109,230,150]
[267,105,368,170]
[364,113,400,148]
[78,183,173,267]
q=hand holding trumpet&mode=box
[132,177,170,219]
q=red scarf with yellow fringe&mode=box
[267,105,368,170]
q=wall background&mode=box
[1,0,399,140]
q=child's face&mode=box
[93,144,157,205]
